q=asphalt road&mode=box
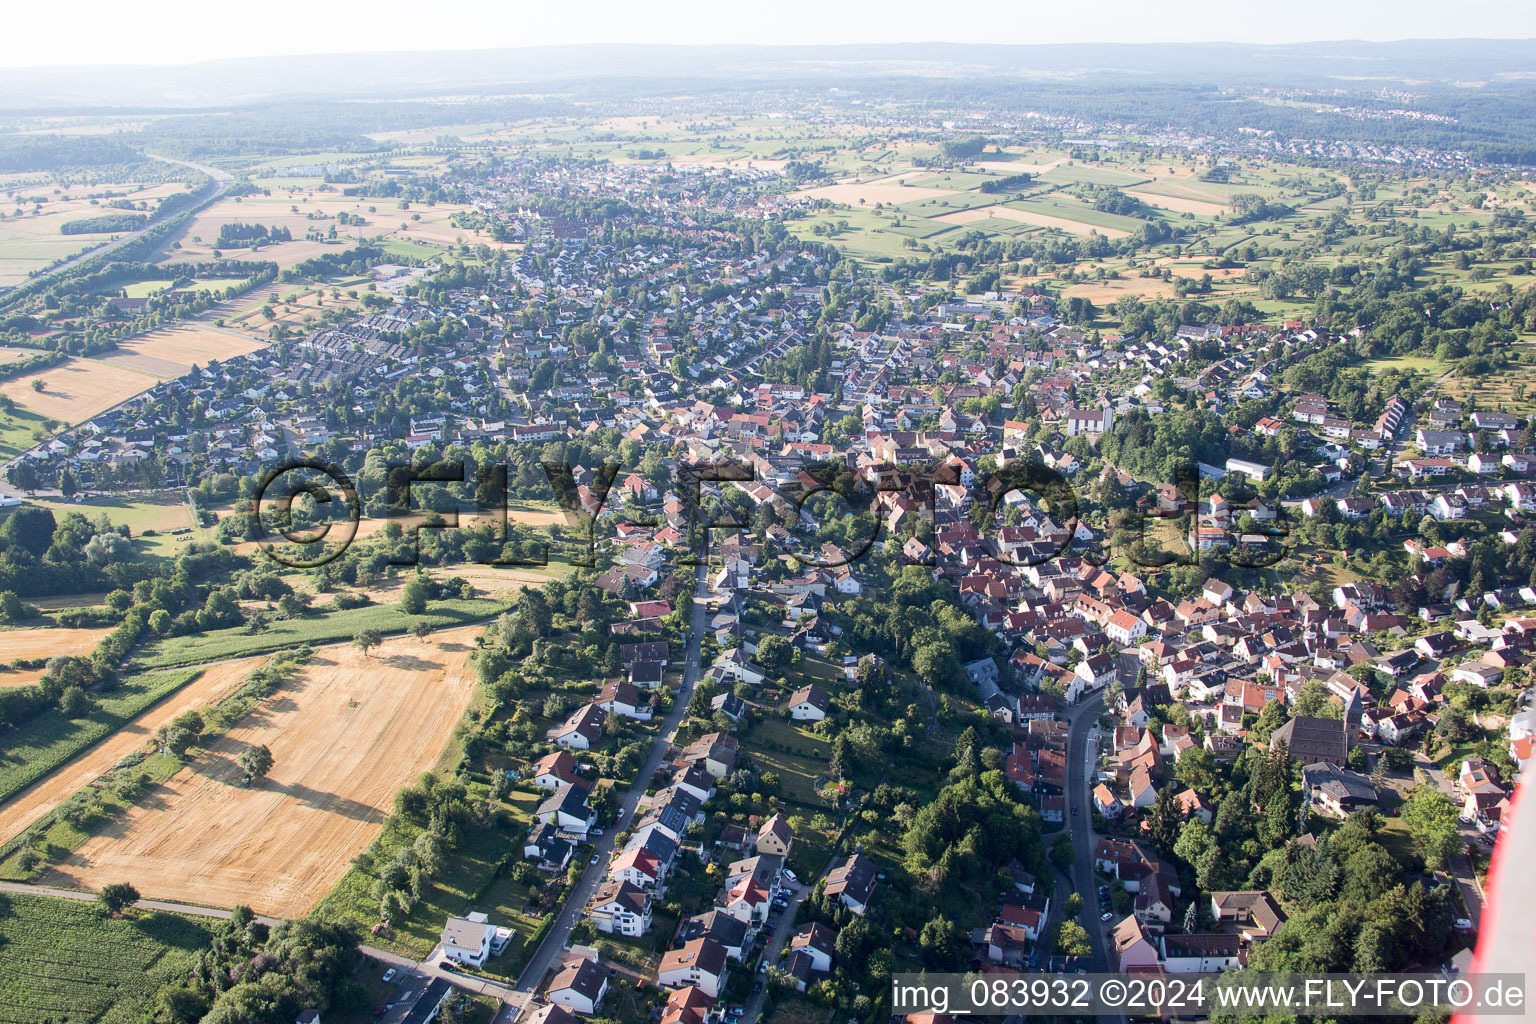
[1065,690,1111,969]
[1411,751,1490,930]
[737,877,808,1024]
[1064,689,1130,1024]
[0,153,232,299]
[512,562,710,994]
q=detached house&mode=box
[825,853,878,915]
[547,958,609,1016]
[787,684,831,722]
[657,938,730,998]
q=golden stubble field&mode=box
[0,181,190,287]
[0,626,114,688]
[0,325,263,422]
[0,656,269,844]
[49,628,482,917]
[93,324,267,379]
[0,359,157,425]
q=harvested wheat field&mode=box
[0,656,268,844]
[1125,187,1229,217]
[0,358,157,424]
[94,325,266,379]
[935,204,1131,239]
[50,628,482,916]
[1062,277,1179,304]
[0,626,114,688]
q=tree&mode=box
[0,505,54,555]
[1056,920,1092,956]
[98,882,139,916]
[1175,747,1218,792]
[58,466,77,500]
[755,634,792,675]
[918,916,963,968]
[400,575,431,616]
[238,744,274,786]
[58,686,94,719]
[1402,786,1462,869]
[1049,833,1075,872]
[1146,786,1183,855]
[411,620,433,642]
[354,628,382,657]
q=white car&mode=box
[782,869,797,883]
[382,968,397,983]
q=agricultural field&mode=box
[92,323,266,379]
[160,186,518,271]
[0,179,192,288]
[0,891,213,1024]
[29,493,201,561]
[0,625,113,688]
[0,656,267,847]
[221,278,372,333]
[0,387,68,454]
[0,357,158,425]
[50,627,484,917]
[127,593,511,670]
[0,667,202,807]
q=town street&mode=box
[512,561,710,993]
[1412,751,1489,929]
[736,875,809,1024]
[1064,689,1128,1024]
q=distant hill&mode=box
[1,39,1534,109]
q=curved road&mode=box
[0,152,232,300]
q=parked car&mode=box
[1101,912,1113,921]
[440,961,459,973]
[381,968,397,984]
[782,869,797,883]
[1454,918,1474,931]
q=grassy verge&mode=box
[128,597,511,670]
[0,667,202,805]
[0,750,185,880]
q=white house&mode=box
[438,912,510,967]
[1161,934,1243,973]
[586,880,653,937]
[657,938,730,998]
[786,684,830,722]
[547,958,609,1016]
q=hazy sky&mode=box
[4,0,1535,68]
